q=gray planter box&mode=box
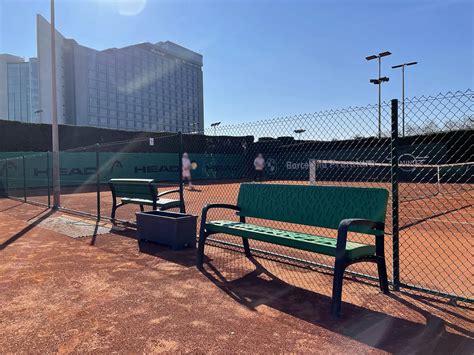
[136,211,197,250]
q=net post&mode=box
[47,152,51,208]
[178,132,185,213]
[437,165,440,195]
[391,99,400,291]
[309,159,316,184]
[96,143,101,220]
[22,155,27,202]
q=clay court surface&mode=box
[35,179,472,298]
[1,182,473,353]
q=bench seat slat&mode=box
[109,178,155,185]
[206,220,375,260]
[121,197,180,208]
[118,192,155,199]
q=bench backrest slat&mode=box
[109,179,157,200]
[236,183,388,235]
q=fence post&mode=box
[22,156,27,202]
[96,143,101,220]
[178,132,185,213]
[0,159,3,198]
[391,99,400,291]
[47,152,51,208]
[5,158,9,197]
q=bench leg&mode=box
[242,238,251,257]
[330,259,347,318]
[111,202,123,221]
[377,257,389,294]
[197,229,208,269]
[140,205,144,212]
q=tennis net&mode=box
[309,159,473,202]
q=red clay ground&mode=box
[54,180,473,299]
[1,198,473,353]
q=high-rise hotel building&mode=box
[0,15,204,133]
[0,54,40,123]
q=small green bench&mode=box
[197,183,389,317]
[109,178,183,220]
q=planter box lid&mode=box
[136,210,197,219]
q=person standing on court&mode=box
[254,153,265,182]
[182,152,195,190]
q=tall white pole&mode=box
[51,0,60,207]
[378,57,382,138]
[402,65,405,138]
[393,61,417,137]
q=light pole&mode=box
[188,122,198,134]
[34,109,43,123]
[366,51,391,138]
[294,129,306,140]
[392,61,418,137]
[50,0,60,208]
[210,121,221,136]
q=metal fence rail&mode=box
[1,89,472,303]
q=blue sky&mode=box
[1,0,472,127]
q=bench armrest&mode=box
[338,218,384,233]
[157,189,180,198]
[335,219,385,261]
[200,204,241,232]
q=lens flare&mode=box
[116,0,147,16]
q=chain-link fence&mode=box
[1,89,472,303]
[396,91,473,301]
[189,100,394,289]
[0,152,51,206]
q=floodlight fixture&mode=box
[392,61,418,137]
[393,61,418,69]
[366,50,392,138]
[211,121,221,136]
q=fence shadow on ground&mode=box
[199,254,473,353]
[0,208,56,251]
[0,200,25,213]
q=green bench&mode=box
[109,178,183,220]
[197,183,389,317]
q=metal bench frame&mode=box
[109,179,182,220]
[197,195,389,318]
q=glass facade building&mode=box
[77,43,203,132]
[3,15,205,132]
[58,38,204,132]
[5,59,39,123]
